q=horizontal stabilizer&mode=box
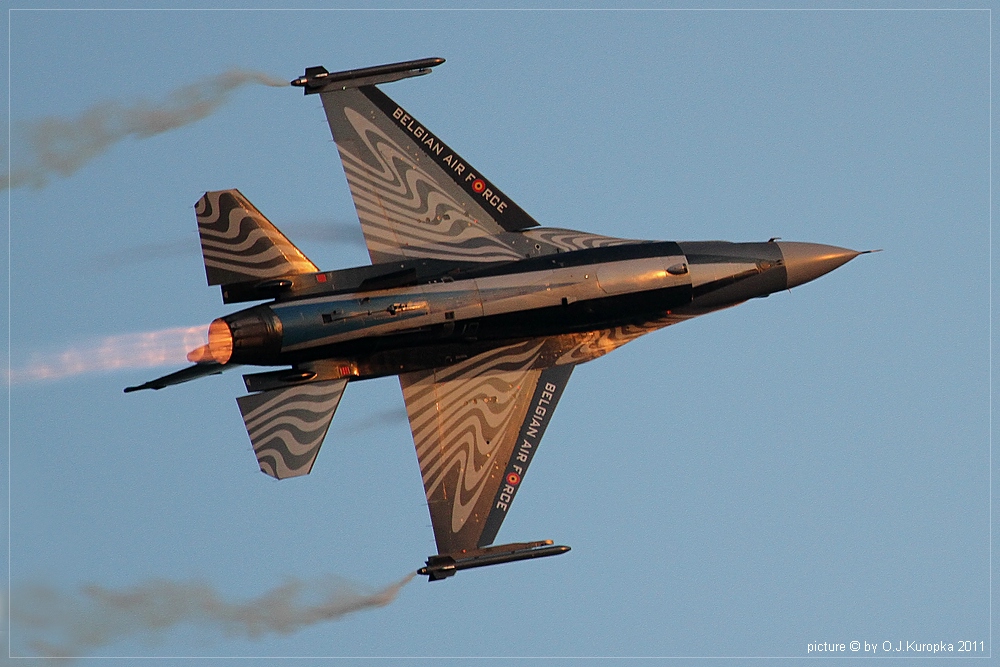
[236,379,347,479]
[124,362,231,393]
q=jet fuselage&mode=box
[208,240,856,383]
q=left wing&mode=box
[399,341,574,556]
[295,58,642,265]
[296,58,542,264]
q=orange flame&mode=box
[186,319,233,364]
[8,325,210,384]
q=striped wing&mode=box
[196,189,318,286]
[317,85,538,264]
[399,341,574,555]
[236,379,347,479]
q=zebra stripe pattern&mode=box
[333,100,526,265]
[236,379,347,480]
[400,340,547,548]
[196,189,318,286]
[399,322,688,552]
[521,227,639,252]
[322,89,646,264]
[552,314,692,366]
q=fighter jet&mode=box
[127,58,869,581]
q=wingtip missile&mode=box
[417,540,570,581]
[291,57,446,93]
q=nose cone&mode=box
[776,242,861,290]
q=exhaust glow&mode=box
[187,319,233,365]
[9,325,210,384]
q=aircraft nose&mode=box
[776,242,861,290]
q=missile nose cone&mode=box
[776,242,861,290]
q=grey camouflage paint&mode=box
[399,340,557,554]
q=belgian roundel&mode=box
[506,472,520,486]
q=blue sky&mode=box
[3,5,991,663]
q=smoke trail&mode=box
[10,573,415,658]
[87,237,201,272]
[287,220,368,248]
[5,69,288,191]
[8,324,209,384]
[86,221,367,273]
[343,406,410,434]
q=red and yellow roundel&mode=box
[472,179,486,193]
[506,472,520,486]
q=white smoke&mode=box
[344,406,410,434]
[86,220,367,273]
[9,573,415,659]
[4,69,288,191]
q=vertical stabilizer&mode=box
[196,189,318,287]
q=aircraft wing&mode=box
[296,59,642,264]
[399,340,574,556]
[300,60,539,264]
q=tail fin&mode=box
[195,189,318,287]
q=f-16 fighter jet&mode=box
[128,58,868,581]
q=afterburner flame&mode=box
[9,325,210,384]
[186,319,233,364]
[208,318,233,364]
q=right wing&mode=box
[302,60,538,264]
[399,340,574,556]
[319,84,534,264]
